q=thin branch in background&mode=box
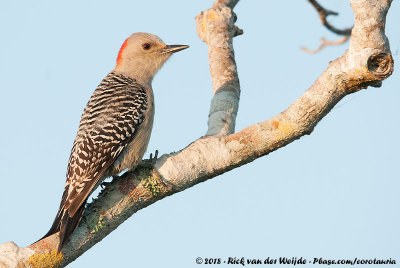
[307,0,352,35]
[303,0,352,53]
[301,36,349,54]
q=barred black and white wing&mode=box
[43,72,148,250]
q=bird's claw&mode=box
[140,150,159,168]
[149,149,158,163]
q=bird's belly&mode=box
[110,110,154,175]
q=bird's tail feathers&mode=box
[38,211,62,242]
[38,203,86,252]
[38,186,86,252]
[38,188,69,242]
[58,203,86,252]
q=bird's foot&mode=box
[138,150,163,180]
[149,149,159,164]
[140,150,159,168]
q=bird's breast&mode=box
[110,89,154,175]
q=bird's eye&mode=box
[142,43,151,50]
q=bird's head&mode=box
[113,32,188,87]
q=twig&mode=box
[301,36,350,54]
[307,0,352,35]
[303,0,352,53]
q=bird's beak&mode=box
[163,45,189,54]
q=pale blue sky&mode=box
[1,1,399,267]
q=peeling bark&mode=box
[0,0,394,267]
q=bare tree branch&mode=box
[307,0,352,35]
[303,0,352,53]
[196,3,243,136]
[301,36,350,54]
[0,0,394,267]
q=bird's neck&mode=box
[113,67,154,89]
[114,55,167,88]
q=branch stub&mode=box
[367,52,394,79]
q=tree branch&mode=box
[307,0,352,36]
[196,2,243,136]
[301,36,350,54]
[0,0,393,267]
[303,0,352,53]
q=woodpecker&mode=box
[42,33,188,251]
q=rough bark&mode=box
[196,1,242,136]
[0,0,393,267]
